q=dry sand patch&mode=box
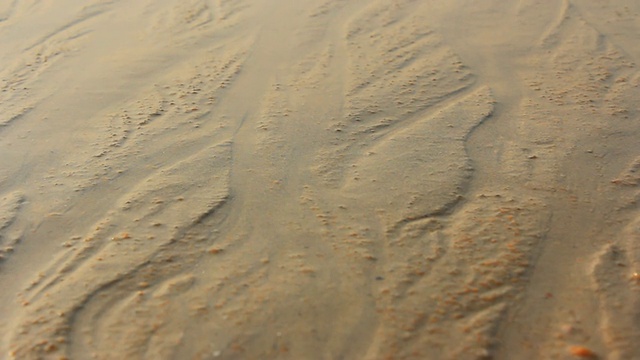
[1,0,640,359]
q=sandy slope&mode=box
[1,0,639,359]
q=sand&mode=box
[0,0,639,359]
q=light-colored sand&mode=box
[1,0,639,359]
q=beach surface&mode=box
[1,0,640,359]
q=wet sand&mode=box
[1,0,640,359]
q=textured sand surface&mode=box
[1,0,640,359]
